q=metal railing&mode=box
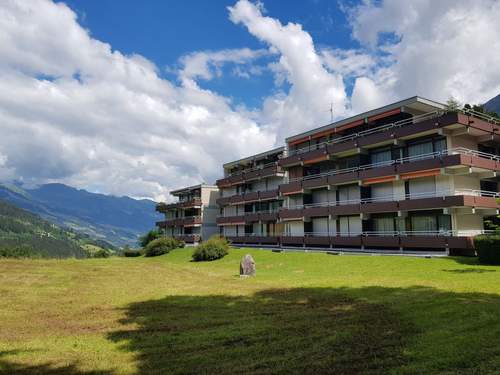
[283,188,500,210]
[286,108,500,157]
[292,229,496,237]
[222,161,279,178]
[286,147,500,184]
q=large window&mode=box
[372,215,395,232]
[407,137,446,159]
[370,149,392,165]
[410,213,451,233]
[338,184,360,204]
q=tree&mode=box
[445,97,461,111]
[139,229,161,248]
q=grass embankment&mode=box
[1,249,500,374]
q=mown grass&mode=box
[1,249,500,374]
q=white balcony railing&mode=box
[284,189,500,210]
[286,147,500,184]
[286,108,500,157]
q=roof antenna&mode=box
[329,102,334,123]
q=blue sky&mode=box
[64,0,358,108]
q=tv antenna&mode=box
[329,102,334,123]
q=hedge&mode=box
[474,235,500,265]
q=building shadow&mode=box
[107,285,500,374]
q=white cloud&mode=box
[1,0,500,201]
[347,0,500,104]
[228,0,349,139]
[178,48,269,84]
[0,0,276,201]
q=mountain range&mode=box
[485,94,500,115]
[0,183,161,246]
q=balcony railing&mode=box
[295,230,495,237]
[224,161,279,178]
[284,189,500,210]
[285,147,500,184]
[286,108,500,157]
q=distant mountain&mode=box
[0,199,111,258]
[0,183,161,246]
[484,94,500,115]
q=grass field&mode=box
[2,249,500,374]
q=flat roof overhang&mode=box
[286,96,445,144]
[223,146,285,169]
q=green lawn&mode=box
[1,249,500,374]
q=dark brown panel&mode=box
[279,208,303,220]
[474,196,499,208]
[359,165,396,179]
[397,158,442,174]
[363,236,400,248]
[243,170,260,181]
[361,201,398,214]
[301,148,328,164]
[229,175,245,185]
[441,154,466,168]
[279,181,302,195]
[327,140,357,155]
[446,236,474,250]
[256,236,279,245]
[243,192,259,202]
[303,176,329,189]
[470,156,497,170]
[357,131,394,147]
[281,236,304,245]
[400,236,447,248]
[259,189,279,200]
[398,197,447,211]
[278,154,301,167]
[304,236,330,246]
[303,206,330,217]
[260,165,282,178]
[216,196,232,206]
[226,236,246,243]
[259,212,278,222]
[332,236,362,247]
[330,204,360,215]
[244,213,259,223]
[328,171,359,185]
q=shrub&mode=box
[139,229,162,248]
[192,236,230,262]
[123,249,142,257]
[92,249,110,258]
[474,235,500,265]
[144,237,180,257]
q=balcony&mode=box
[216,163,284,188]
[156,216,202,227]
[216,189,280,206]
[223,230,479,254]
[174,234,201,243]
[279,109,500,167]
[218,210,280,225]
[280,189,500,219]
[279,148,500,193]
[156,198,202,212]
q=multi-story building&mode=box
[276,96,499,254]
[156,184,219,243]
[217,96,500,255]
[215,147,286,246]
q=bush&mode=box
[474,235,500,265]
[92,248,110,258]
[123,249,142,257]
[144,237,181,257]
[192,236,230,262]
[139,229,162,248]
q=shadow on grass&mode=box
[106,285,500,374]
[0,354,112,375]
[442,268,496,273]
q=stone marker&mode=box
[240,254,256,277]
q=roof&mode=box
[170,183,218,196]
[286,96,445,143]
[223,146,285,169]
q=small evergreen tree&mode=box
[139,229,161,248]
[445,97,461,111]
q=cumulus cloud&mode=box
[346,0,500,104]
[0,0,276,201]
[1,0,500,201]
[228,0,349,139]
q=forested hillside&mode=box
[0,199,115,258]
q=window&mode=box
[373,216,395,233]
[338,184,360,204]
[408,176,436,198]
[339,215,362,235]
[370,149,392,165]
[407,137,447,159]
[410,213,451,233]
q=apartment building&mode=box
[276,96,499,254]
[217,96,500,254]
[215,147,286,246]
[156,184,219,243]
